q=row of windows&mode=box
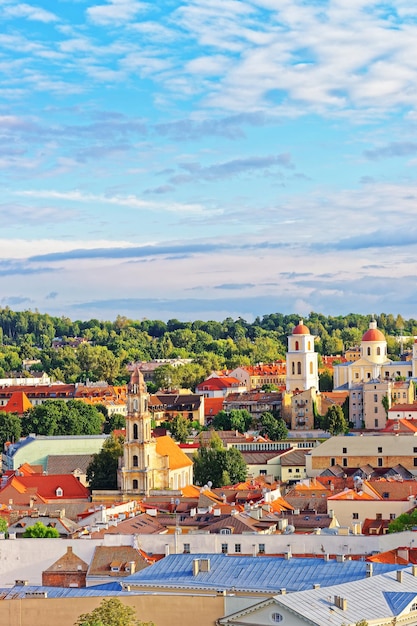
[217,543,266,554]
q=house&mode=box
[153,392,204,426]
[8,513,81,538]
[223,391,282,421]
[86,545,151,587]
[2,434,108,472]
[306,434,417,478]
[196,376,246,398]
[46,454,94,486]
[0,391,32,415]
[42,546,88,587]
[218,566,417,626]
[229,362,286,391]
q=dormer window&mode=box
[56,487,63,497]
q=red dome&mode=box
[362,328,385,342]
[293,321,310,335]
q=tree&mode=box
[22,521,60,538]
[319,369,333,392]
[103,412,126,434]
[0,517,7,535]
[0,411,21,449]
[259,412,288,440]
[168,414,190,443]
[193,433,247,487]
[87,434,124,490]
[388,509,417,533]
[211,409,252,432]
[322,405,348,435]
[75,598,155,626]
[23,400,104,437]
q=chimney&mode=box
[165,544,170,557]
[199,558,210,572]
[412,565,417,577]
[280,588,286,595]
[397,570,403,584]
[366,563,373,578]
[334,596,347,611]
[192,559,200,576]
[128,561,136,575]
[313,583,320,589]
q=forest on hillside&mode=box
[0,308,414,386]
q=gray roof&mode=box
[273,566,417,625]
[47,454,93,475]
[125,553,404,594]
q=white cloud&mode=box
[87,0,148,26]
[3,3,58,23]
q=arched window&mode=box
[133,455,138,467]
[132,479,138,490]
[297,362,301,375]
[133,423,138,440]
[295,341,299,351]
[377,347,381,356]
[133,398,138,411]
[308,341,311,351]
[310,362,313,374]
[292,362,295,375]
[367,347,371,356]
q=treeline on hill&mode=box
[0,308,414,386]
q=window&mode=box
[342,458,347,467]
[295,341,299,351]
[342,447,347,453]
[367,372,371,378]
[378,447,382,453]
[377,347,381,355]
[367,347,371,356]
[413,447,417,454]
[234,544,241,553]
[183,543,190,554]
[413,458,417,467]
[375,419,379,427]
[390,513,396,520]
[376,513,382,520]
[310,362,313,374]
[271,614,283,623]
[383,492,389,499]
[133,423,138,440]
[220,528,231,534]
[352,513,359,520]
[297,362,301,375]
[374,394,378,402]
[330,457,335,466]
[288,468,292,473]
[292,363,295,375]
[132,479,138,490]
[378,458,383,467]
[132,455,138,467]
[221,543,228,554]
[259,543,265,554]
[374,407,378,413]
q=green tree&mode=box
[0,411,21,449]
[103,412,126,434]
[193,433,247,487]
[319,369,333,392]
[211,409,252,432]
[0,517,7,535]
[168,414,191,443]
[259,412,288,440]
[23,400,103,437]
[22,521,60,538]
[322,405,348,435]
[87,434,124,490]
[75,598,155,626]
[388,509,417,533]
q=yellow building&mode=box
[119,369,193,496]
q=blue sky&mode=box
[2,0,417,322]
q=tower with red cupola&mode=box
[285,320,318,392]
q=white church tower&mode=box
[286,320,319,392]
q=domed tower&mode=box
[360,320,387,364]
[119,368,156,495]
[286,320,318,392]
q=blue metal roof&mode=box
[0,585,139,599]
[383,591,417,615]
[125,554,406,593]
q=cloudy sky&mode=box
[2,0,417,323]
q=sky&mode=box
[2,0,417,323]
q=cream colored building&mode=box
[119,369,193,495]
[306,434,417,477]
